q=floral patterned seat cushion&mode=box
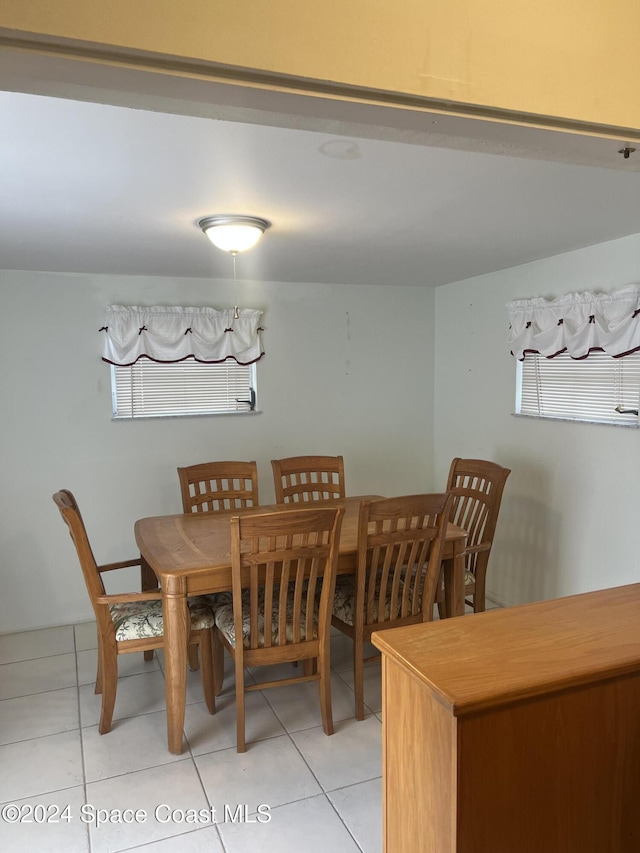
[215,592,319,649]
[109,594,221,641]
[332,576,407,626]
[334,567,477,627]
[201,591,234,611]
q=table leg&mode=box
[443,538,465,618]
[163,582,189,754]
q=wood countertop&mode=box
[372,582,640,716]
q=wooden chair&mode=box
[271,455,345,504]
[52,489,216,734]
[213,505,344,752]
[177,460,259,676]
[442,458,511,613]
[177,460,259,513]
[332,493,452,720]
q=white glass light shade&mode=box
[198,215,270,253]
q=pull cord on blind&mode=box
[100,305,264,366]
[507,285,640,361]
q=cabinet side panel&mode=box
[382,657,457,853]
[457,673,640,853]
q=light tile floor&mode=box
[0,623,384,853]
[0,600,500,852]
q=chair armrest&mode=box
[98,558,143,573]
[463,542,492,556]
[95,590,163,605]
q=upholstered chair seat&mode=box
[215,588,319,648]
[110,596,217,642]
[333,576,407,626]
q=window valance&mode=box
[507,285,640,361]
[100,306,264,366]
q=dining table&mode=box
[135,495,468,754]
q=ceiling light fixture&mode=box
[198,215,271,254]
[198,214,271,319]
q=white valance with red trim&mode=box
[507,285,640,360]
[100,305,264,366]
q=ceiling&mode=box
[2,83,640,288]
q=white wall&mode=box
[434,233,640,607]
[0,270,435,633]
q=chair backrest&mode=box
[177,461,259,513]
[230,505,344,653]
[446,458,511,572]
[356,493,452,630]
[271,455,345,504]
[52,490,109,623]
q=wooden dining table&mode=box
[135,495,468,754]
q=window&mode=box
[111,358,256,419]
[516,351,640,427]
[507,285,640,428]
[100,305,264,420]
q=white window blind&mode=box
[112,358,256,419]
[517,351,640,427]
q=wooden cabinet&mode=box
[372,584,640,853]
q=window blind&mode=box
[517,351,640,427]
[112,358,255,419]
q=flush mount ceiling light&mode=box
[198,215,271,254]
[198,214,271,319]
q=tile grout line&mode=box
[256,667,379,852]
[325,792,368,853]
[188,737,230,853]
[73,624,93,853]
[165,653,227,848]
[277,719,370,853]
[142,647,227,850]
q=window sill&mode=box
[511,412,639,429]
[112,410,263,421]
